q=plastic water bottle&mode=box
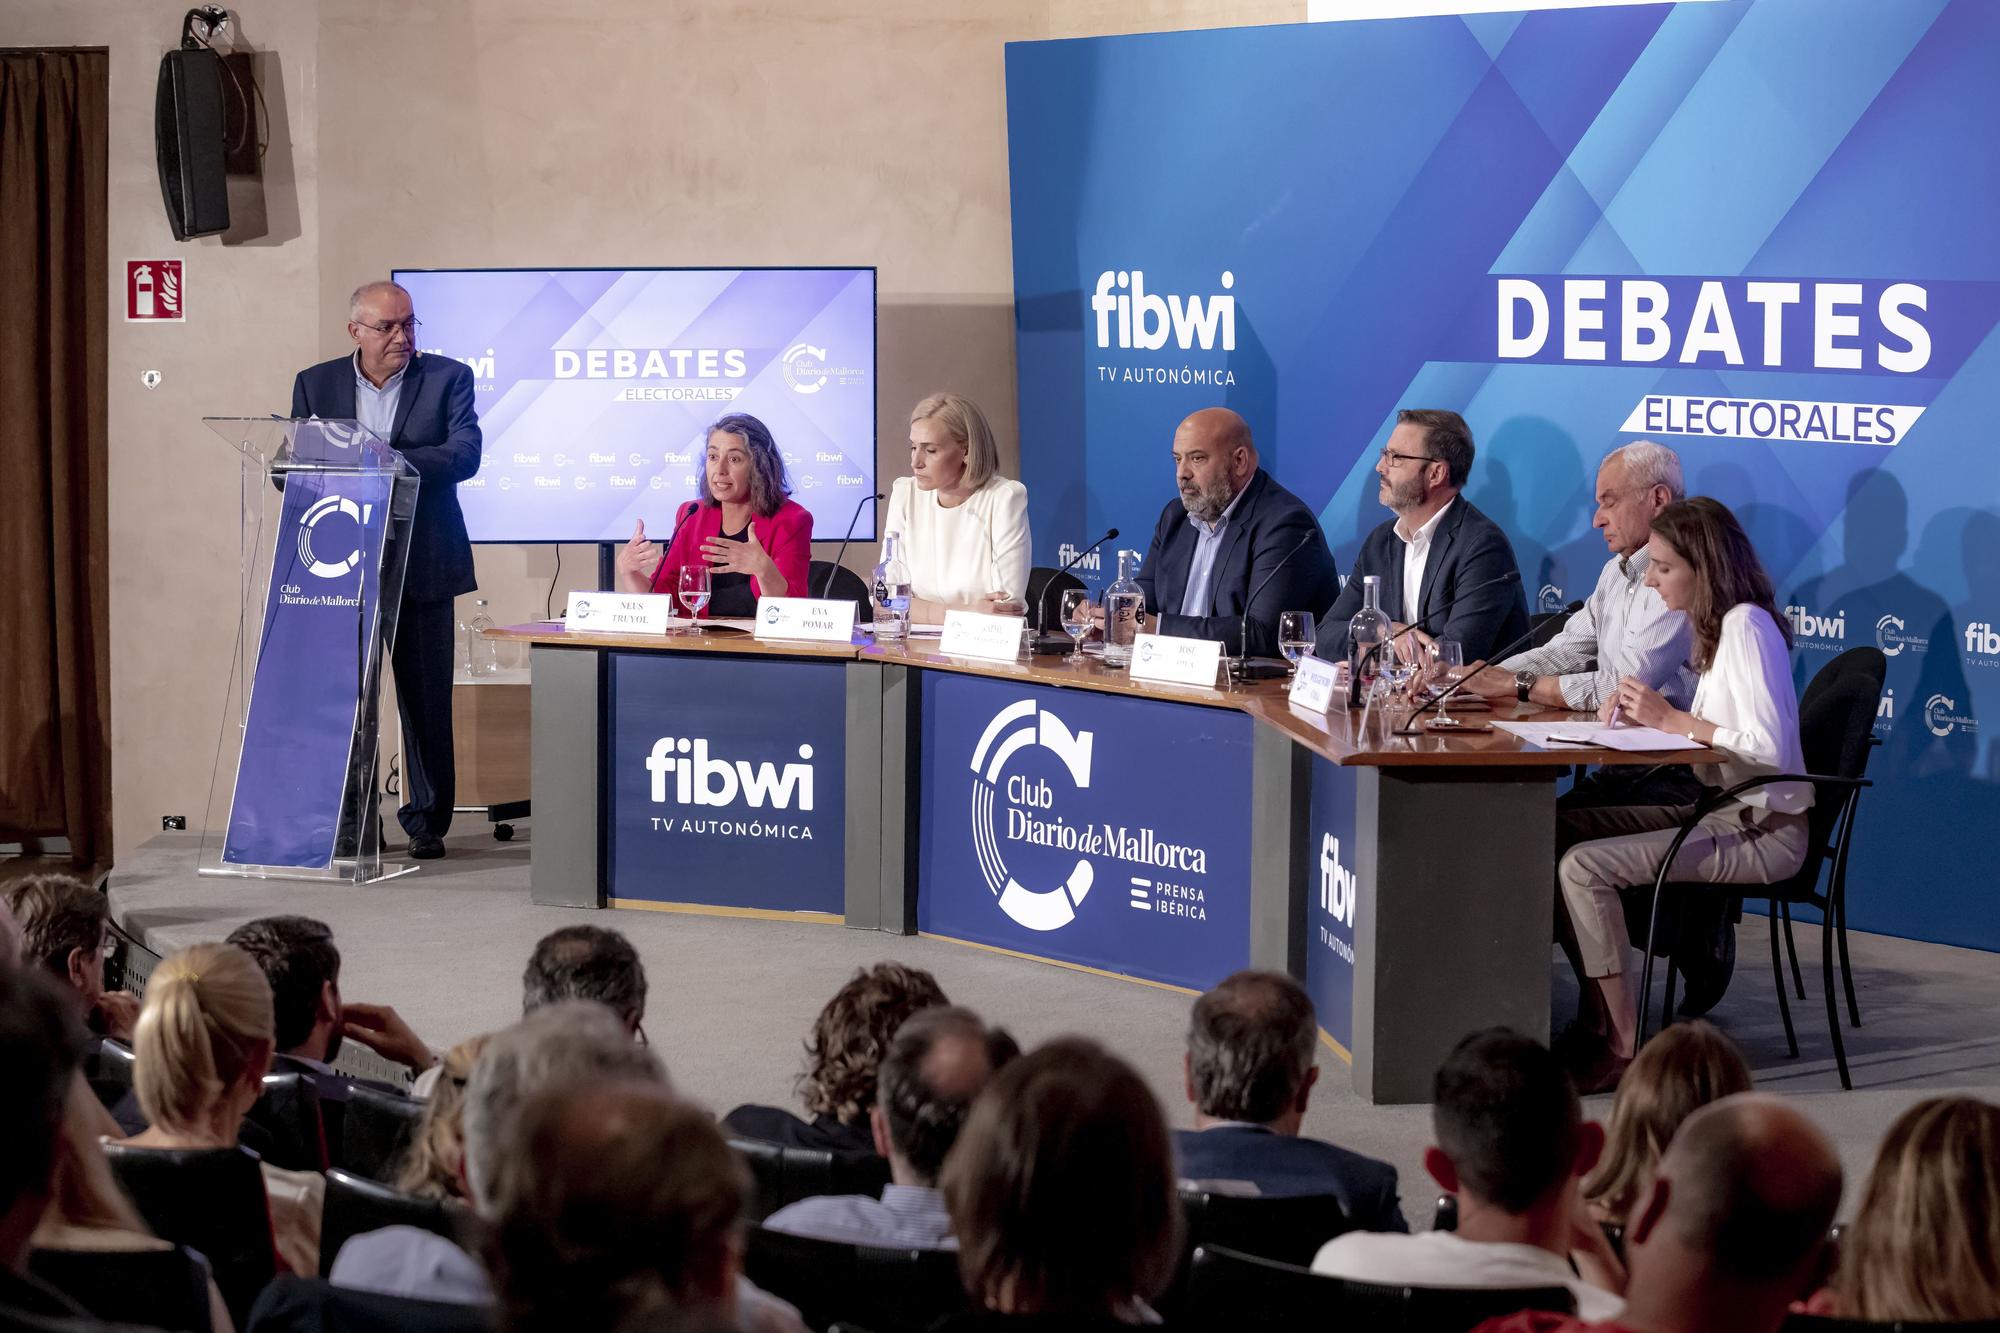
[469,599,499,676]
[455,609,474,677]
[1102,549,1145,668]
[1346,575,1390,707]
[872,534,913,642]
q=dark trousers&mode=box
[391,595,456,839]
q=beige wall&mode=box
[18,0,1298,859]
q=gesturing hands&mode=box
[702,524,778,581]
[614,519,664,590]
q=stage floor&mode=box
[108,828,2000,1225]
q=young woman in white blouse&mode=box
[884,393,1031,620]
[1556,497,1810,1091]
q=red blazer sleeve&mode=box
[753,500,814,600]
[648,501,707,594]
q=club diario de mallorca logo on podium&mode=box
[969,700,1213,933]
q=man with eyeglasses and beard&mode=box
[1317,408,1529,664]
[290,280,482,861]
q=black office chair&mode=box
[247,1275,494,1333]
[1627,646,1885,1089]
[1026,565,1087,632]
[31,1243,217,1333]
[742,1226,966,1333]
[86,1037,138,1113]
[727,1139,891,1222]
[319,1169,469,1278]
[1183,1245,1574,1331]
[1177,1188,1350,1266]
[810,560,872,621]
[248,1070,331,1171]
[338,1082,425,1182]
[102,1141,278,1329]
[1525,607,1572,650]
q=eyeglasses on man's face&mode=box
[354,317,421,339]
[1378,447,1438,469]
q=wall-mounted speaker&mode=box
[155,47,231,240]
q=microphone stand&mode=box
[820,491,884,598]
[1348,569,1523,707]
[1031,527,1119,655]
[1393,597,1582,735]
[1227,530,1320,682]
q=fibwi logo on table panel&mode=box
[644,739,817,844]
[968,700,1213,933]
[1318,835,1357,967]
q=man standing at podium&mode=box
[291,280,482,860]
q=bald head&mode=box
[1654,1094,1842,1283]
[1173,408,1257,523]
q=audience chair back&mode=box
[338,1082,424,1182]
[30,1243,217,1333]
[246,1275,494,1333]
[102,1141,278,1330]
[809,560,872,622]
[248,1070,332,1172]
[85,1037,137,1113]
[743,1226,966,1333]
[1186,1245,1575,1331]
[728,1139,892,1222]
[319,1168,468,1279]
[1178,1188,1350,1266]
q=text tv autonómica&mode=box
[391,267,877,543]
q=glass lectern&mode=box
[197,417,420,884]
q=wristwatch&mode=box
[1515,670,1535,703]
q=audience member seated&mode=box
[724,962,947,1157]
[393,1036,490,1201]
[0,960,108,1328]
[6,873,140,1047]
[1474,1094,1842,1333]
[1310,1028,1625,1320]
[32,1074,235,1331]
[0,890,21,962]
[124,942,324,1276]
[1582,1021,1751,1233]
[482,1079,757,1333]
[330,1001,804,1333]
[935,1037,1181,1330]
[225,916,435,1110]
[764,1006,1013,1250]
[1807,1096,2000,1324]
[413,924,645,1100]
[1173,969,1406,1230]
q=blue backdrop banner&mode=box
[917,673,1253,990]
[607,653,845,913]
[1006,0,2000,951]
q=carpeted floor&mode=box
[107,828,2000,1226]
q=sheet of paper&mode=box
[1494,721,1703,752]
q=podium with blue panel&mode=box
[497,621,1709,1103]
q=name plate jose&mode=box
[1130,632,1224,687]
[566,591,676,634]
[755,596,857,643]
[1287,653,1343,712]
[939,609,1026,662]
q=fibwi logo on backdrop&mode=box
[968,699,1213,933]
[1874,614,1927,657]
[1924,695,1978,739]
[1786,604,1846,649]
[1055,541,1103,574]
[1964,622,2000,666]
[1318,834,1356,965]
[645,737,816,839]
[1875,687,1894,736]
[1089,269,1241,390]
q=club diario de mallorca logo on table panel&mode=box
[969,699,1212,933]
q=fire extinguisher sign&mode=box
[126,260,185,322]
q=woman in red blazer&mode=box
[614,413,813,616]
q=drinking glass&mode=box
[677,564,712,633]
[1379,635,1418,702]
[1278,611,1316,677]
[1428,639,1465,723]
[1059,588,1094,664]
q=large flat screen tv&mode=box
[392,266,877,543]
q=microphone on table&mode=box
[1394,597,1584,735]
[1348,568,1522,706]
[820,490,885,599]
[1032,527,1119,655]
[1227,530,1321,682]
